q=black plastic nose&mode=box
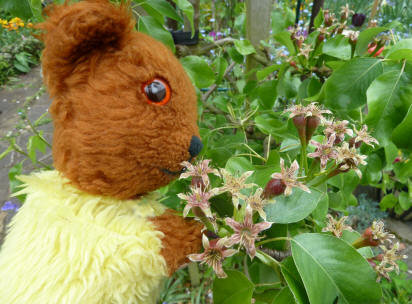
[188,136,203,158]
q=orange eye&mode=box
[142,78,171,106]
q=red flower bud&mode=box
[367,43,384,57]
[306,116,320,144]
[263,178,286,199]
[352,227,380,248]
[292,115,307,144]
[352,13,366,27]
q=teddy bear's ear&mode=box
[38,0,134,93]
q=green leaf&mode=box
[311,191,329,223]
[227,47,244,64]
[341,230,374,258]
[180,56,215,88]
[0,0,32,19]
[324,58,383,110]
[277,70,300,99]
[281,257,310,304]
[386,39,412,62]
[394,160,412,184]
[213,57,228,84]
[265,188,325,224]
[272,287,296,303]
[257,64,281,81]
[8,163,25,202]
[249,260,280,285]
[274,32,296,56]
[384,142,398,170]
[291,233,382,304]
[257,80,277,109]
[213,270,254,304]
[172,0,194,35]
[322,35,351,60]
[234,39,256,56]
[399,192,412,210]
[27,132,47,164]
[29,0,42,20]
[138,16,175,52]
[225,157,254,175]
[355,27,387,56]
[392,104,412,151]
[139,0,183,23]
[380,193,397,211]
[314,8,324,28]
[365,65,412,146]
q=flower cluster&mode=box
[179,160,273,278]
[0,17,32,31]
[285,103,377,178]
[322,214,353,237]
[349,220,407,281]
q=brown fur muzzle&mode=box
[37,0,199,199]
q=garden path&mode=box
[0,66,411,276]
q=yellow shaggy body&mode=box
[0,170,168,304]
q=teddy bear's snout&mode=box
[188,136,203,158]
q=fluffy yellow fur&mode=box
[0,170,168,304]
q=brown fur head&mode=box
[38,0,200,199]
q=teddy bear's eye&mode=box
[143,78,171,106]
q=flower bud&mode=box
[306,116,320,144]
[352,13,366,27]
[292,115,307,144]
[324,10,333,27]
[352,227,380,248]
[263,178,286,199]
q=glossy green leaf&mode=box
[311,191,329,223]
[292,233,382,304]
[27,132,47,164]
[227,47,244,64]
[225,157,254,175]
[341,230,374,259]
[234,39,256,56]
[281,257,309,304]
[213,270,254,304]
[172,0,194,34]
[392,104,412,151]
[355,27,387,56]
[0,0,32,19]
[257,64,281,81]
[380,193,397,211]
[213,57,228,84]
[322,35,351,60]
[257,80,277,109]
[386,39,412,61]
[314,8,324,28]
[365,65,412,146]
[9,163,25,202]
[265,188,325,224]
[274,32,296,55]
[271,287,296,303]
[138,16,175,52]
[140,0,182,23]
[180,56,215,88]
[399,192,412,210]
[324,58,383,110]
[29,0,42,20]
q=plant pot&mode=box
[171,30,199,46]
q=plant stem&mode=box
[256,237,291,247]
[192,207,216,233]
[300,142,308,175]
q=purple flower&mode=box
[1,201,19,212]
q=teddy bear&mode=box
[0,0,203,303]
